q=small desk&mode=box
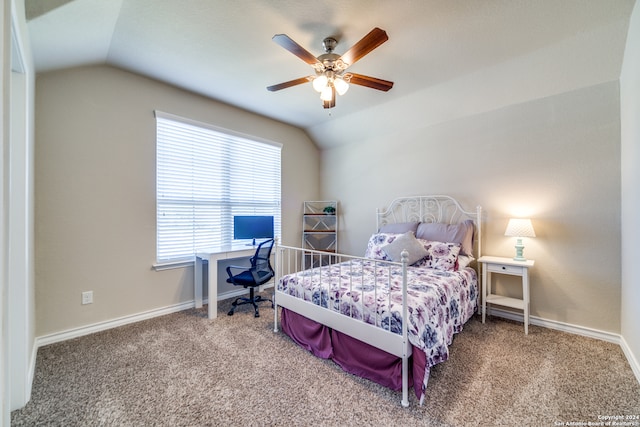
[479,256,535,334]
[195,246,257,319]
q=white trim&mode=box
[485,308,640,384]
[153,110,283,149]
[35,301,194,348]
[152,259,194,271]
[29,292,639,392]
[620,335,640,385]
[9,22,24,73]
[27,339,36,400]
[34,282,274,348]
[485,308,640,387]
[485,307,620,344]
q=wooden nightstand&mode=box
[478,256,535,334]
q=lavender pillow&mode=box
[413,240,461,271]
[415,220,474,256]
[378,222,419,235]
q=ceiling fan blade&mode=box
[272,34,321,66]
[267,76,314,92]
[346,73,394,92]
[339,27,388,68]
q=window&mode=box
[155,111,281,264]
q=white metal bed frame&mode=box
[273,195,482,407]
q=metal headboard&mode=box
[376,195,482,259]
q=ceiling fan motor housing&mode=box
[322,37,337,53]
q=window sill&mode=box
[153,259,194,271]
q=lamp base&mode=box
[513,239,526,261]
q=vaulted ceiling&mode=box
[25,0,636,149]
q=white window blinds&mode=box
[155,111,281,263]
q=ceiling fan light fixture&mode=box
[334,77,349,96]
[320,85,334,101]
[312,75,328,92]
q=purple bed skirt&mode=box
[280,308,426,398]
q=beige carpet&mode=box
[11,294,640,426]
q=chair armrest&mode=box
[227,263,250,270]
[226,264,253,277]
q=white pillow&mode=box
[457,254,475,269]
[382,231,428,265]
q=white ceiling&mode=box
[25,0,636,149]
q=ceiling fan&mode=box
[267,27,394,109]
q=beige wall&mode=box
[621,0,640,375]
[35,65,320,336]
[322,81,621,333]
[31,61,630,346]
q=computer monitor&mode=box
[233,216,274,246]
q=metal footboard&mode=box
[273,243,412,407]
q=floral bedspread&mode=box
[277,259,478,402]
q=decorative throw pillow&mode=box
[415,220,474,256]
[413,240,461,271]
[364,233,399,260]
[381,231,428,265]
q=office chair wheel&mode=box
[227,309,234,316]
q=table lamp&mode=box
[504,218,535,261]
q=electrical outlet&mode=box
[82,291,93,305]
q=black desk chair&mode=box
[226,238,275,317]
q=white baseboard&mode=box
[620,335,640,385]
[33,295,638,388]
[35,284,274,348]
[35,300,196,348]
[486,307,640,383]
[485,307,621,343]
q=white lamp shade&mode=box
[312,75,328,92]
[320,85,333,101]
[504,218,536,237]
[333,77,349,96]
